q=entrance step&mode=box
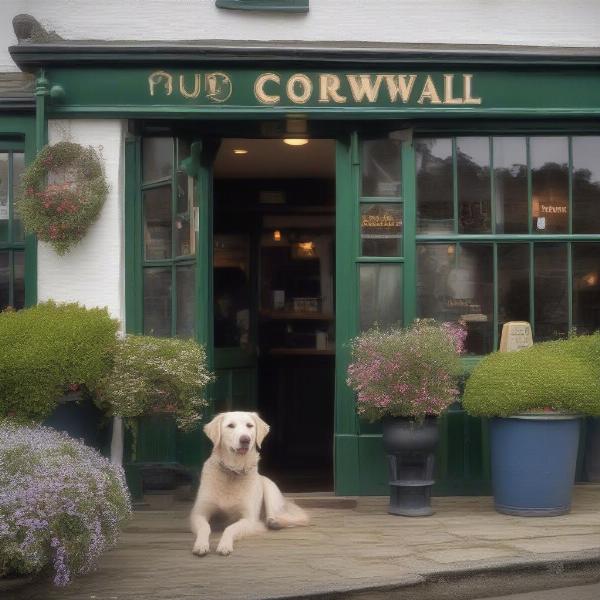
[288,492,357,509]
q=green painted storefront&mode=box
[8,42,600,495]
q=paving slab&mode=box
[11,485,600,600]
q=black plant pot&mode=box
[382,416,439,517]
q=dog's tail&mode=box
[262,476,310,529]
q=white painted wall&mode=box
[2,1,600,72]
[39,120,126,326]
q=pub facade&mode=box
[2,4,600,495]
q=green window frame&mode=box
[0,142,27,310]
[138,136,197,338]
[413,133,600,356]
[216,0,309,12]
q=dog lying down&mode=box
[190,411,309,556]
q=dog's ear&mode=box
[203,413,224,448]
[251,413,270,449]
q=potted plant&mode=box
[0,302,118,449]
[463,333,600,516]
[347,319,466,516]
[95,335,214,498]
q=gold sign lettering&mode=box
[147,70,483,107]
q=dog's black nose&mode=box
[239,435,251,445]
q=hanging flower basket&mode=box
[17,141,109,255]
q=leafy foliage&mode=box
[17,141,109,255]
[95,335,213,431]
[0,424,131,586]
[347,319,466,422]
[463,334,600,417]
[0,302,119,422]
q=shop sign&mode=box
[147,70,481,106]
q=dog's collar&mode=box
[217,458,257,476]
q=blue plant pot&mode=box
[490,415,582,516]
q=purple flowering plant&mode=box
[347,319,466,422]
[0,424,131,586]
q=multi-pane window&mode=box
[141,137,196,337]
[416,135,600,354]
[358,139,403,331]
[0,149,25,310]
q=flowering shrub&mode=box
[0,424,131,586]
[347,319,466,422]
[95,335,214,431]
[17,141,108,255]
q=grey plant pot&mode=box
[382,416,439,517]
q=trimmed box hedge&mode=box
[463,334,600,417]
[0,302,118,422]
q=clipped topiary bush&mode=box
[0,302,119,422]
[463,333,600,417]
[0,424,131,586]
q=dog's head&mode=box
[203,411,270,456]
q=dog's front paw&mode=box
[192,542,210,556]
[216,540,233,556]
[267,517,283,530]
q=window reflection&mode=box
[531,137,569,234]
[494,138,528,233]
[573,137,600,234]
[573,243,600,334]
[361,139,401,197]
[498,243,530,338]
[142,138,173,182]
[457,137,491,233]
[143,186,172,260]
[359,264,402,331]
[416,139,453,234]
[534,243,568,340]
[417,243,493,355]
[143,268,172,337]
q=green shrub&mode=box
[95,335,214,431]
[0,302,119,422]
[463,334,600,417]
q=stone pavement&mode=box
[15,485,600,600]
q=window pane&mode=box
[144,186,172,260]
[359,264,402,331]
[0,153,8,242]
[572,137,600,233]
[416,138,453,234]
[494,137,528,233]
[457,137,491,233]
[175,171,194,256]
[0,251,8,309]
[360,203,403,257]
[143,268,172,336]
[534,243,568,340]
[176,264,195,338]
[417,243,493,355]
[142,137,173,182]
[573,243,600,334]
[13,251,25,310]
[361,139,401,197]
[531,137,569,233]
[498,244,530,339]
[12,153,25,242]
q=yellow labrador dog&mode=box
[190,411,309,556]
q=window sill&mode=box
[216,0,309,13]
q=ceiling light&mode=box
[273,230,282,242]
[233,148,248,155]
[283,138,309,146]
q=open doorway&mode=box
[213,137,336,492]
